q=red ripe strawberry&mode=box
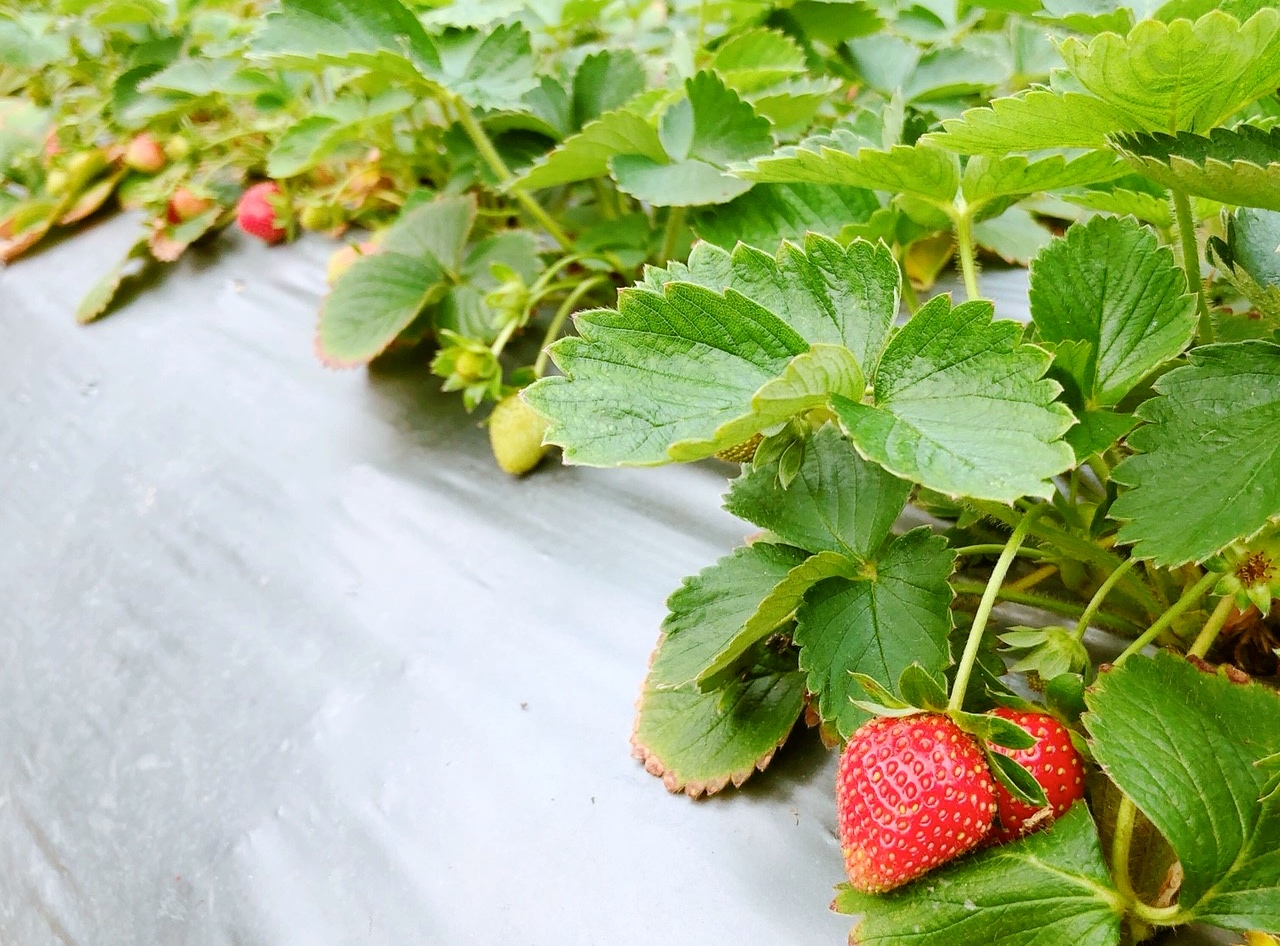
[236,181,287,243]
[836,714,996,892]
[987,707,1085,844]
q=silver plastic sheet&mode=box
[0,215,1235,945]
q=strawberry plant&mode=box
[3,2,1280,939]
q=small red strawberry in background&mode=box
[166,187,215,224]
[836,714,996,892]
[123,133,166,174]
[986,707,1084,843]
[236,181,288,244]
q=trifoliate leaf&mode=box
[1085,653,1280,929]
[833,295,1076,502]
[1111,341,1280,565]
[1060,187,1173,228]
[795,528,954,738]
[925,89,1132,155]
[695,550,857,692]
[737,135,961,208]
[834,804,1122,946]
[611,71,772,206]
[1110,125,1280,212]
[961,151,1125,221]
[723,423,910,560]
[509,106,665,191]
[632,542,808,796]
[1060,10,1280,135]
[1030,216,1196,408]
[526,236,900,466]
[1208,207,1280,323]
[689,182,879,251]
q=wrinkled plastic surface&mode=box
[0,216,1234,945]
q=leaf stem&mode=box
[899,269,920,314]
[533,275,611,377]
[452,97,574,251]
[950,581,1142,636]
[1187,592,1234,659]
[949,503,1050,712]
[953,544,1051,562]
[659,206,686,264]
[1109,796,1141,908]
[1113,570,1218,666]
[1074,558,1139,642]
[1006,563,1058,592]
[953,210,981,301]
[1171,188,1211,344]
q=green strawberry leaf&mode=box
[526,236,900,466]
[709,27,808,92]
[1060,187,1174,229]
[1084,653,1280,929]
[925,89,1132,155]
[433,23,538,111]
[316,196,476,365]
[571,48,646,127]
[737,135,961,209]
[1208,207,1280,324]
[610,71,772,206]
[722,423,911,559]
[267,89,415,178]
[434,231,541,339]
[1060,9,1280,135]
[689,182,879,252]
[833,294,1076,502]
[1111,341,1280,565]
[632,542,809,796]
[317,252,447,367]
[250,0,442,83]
[695,549,857,692]
[795,527,954,738]
[1110,125,1280,212]
[509,106,665,191]
[973,206,1055,266]
[76,236,153,325]
[960,151,1125,221]
[651,542,808,687]
[1030,216,1196,408]
[833,804,1122,946]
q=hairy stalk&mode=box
[1188,592,1235,659]
[1172,189,1212,344]
[1110,796,1185,931]
[950,581,1144,636]
[949,504,1050,712]
[1114,570,1218,666]
[953,544,1051,562]
[1074,558,1139,642]
[659,206,686,264]
[533,276,611,377]
[1007,563,1058,592]
[452,98,574,251]
[953,210,981,301]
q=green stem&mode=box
[1110,796,1140,905]
[949,504,1050,712]
[1114,570,1218,666]
[1188,592,1234,659]
[899,270,920,314]
[953,210,981,301]
[1172,188,1211,344]
[659,206,686,264]
[953,544,1051,562]
[533,276,611,377]
[950,581,1143,636]
[1074,558,1139,642]
[452,98,574,251]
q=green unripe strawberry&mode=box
[299,203,343,232]
[163,135,192,162]
[45,169,69,196]
[123,133,166,174]
[489,394,551,476]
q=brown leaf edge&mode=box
[628,629,806,798]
